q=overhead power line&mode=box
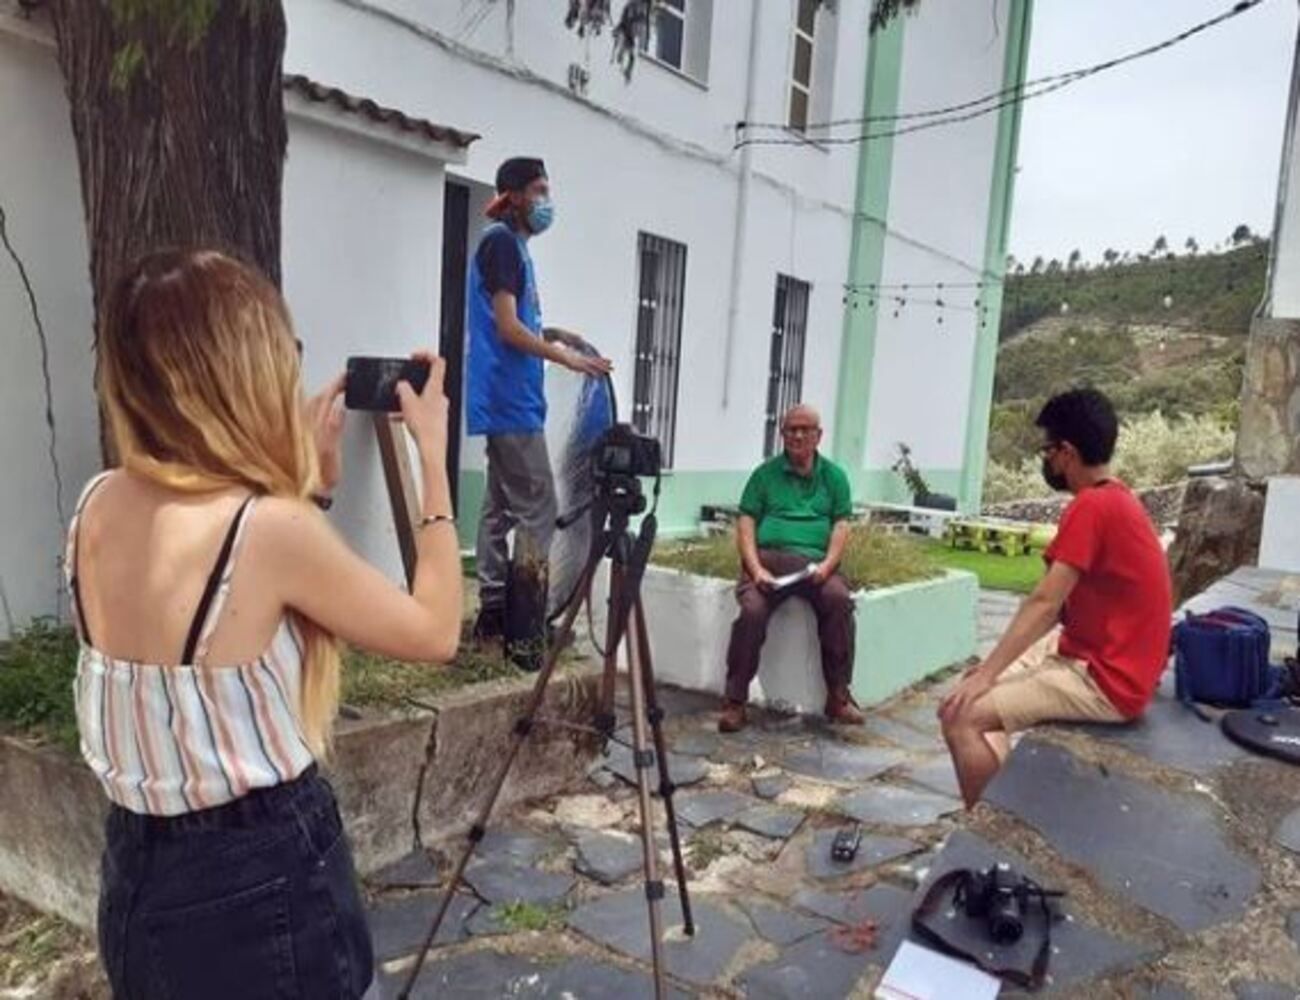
[734,0,1268,150]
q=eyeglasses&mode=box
[783,426,821,438]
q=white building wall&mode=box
[281,113,449,586]
[0,16,459,629]
[1272,26,1300,319]
[283,0,868,475]
[864,0,1010,476]
[0,26,101,630]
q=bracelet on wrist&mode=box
[418,513,456,530]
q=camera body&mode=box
[961,863,1025,945]
[595,423,662,480]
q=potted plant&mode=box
[892,443,957,511]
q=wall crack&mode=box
[0,202,67,610]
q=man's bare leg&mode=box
[942,697,1008,809]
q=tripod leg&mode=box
[622,568,668,1000]
[397,543,604,1000]
[633,597,695,937]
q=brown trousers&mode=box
[724,548,856,704]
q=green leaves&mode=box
[105,0,224,90]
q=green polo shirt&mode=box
[738,452,853,560]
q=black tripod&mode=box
[398,473,695,1000]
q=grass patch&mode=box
[496,901,567,932]
[0,619,80,753]
[920,540,1045,594]
[652,525,940,592]
[0,617,530,750]
[341,628,519,709]
[0,894,87,989]
[687,829,732,871]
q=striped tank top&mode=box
[67,474,316,816]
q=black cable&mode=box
[735,0,1267,149]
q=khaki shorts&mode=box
[985,630,1124,733]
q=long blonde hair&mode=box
[100,248,340,757]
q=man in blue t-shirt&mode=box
[467,157,611,648]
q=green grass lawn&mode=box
[918,539,1045,594]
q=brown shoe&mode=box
[825,690,866,726]
[718,700,748,733]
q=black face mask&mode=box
[1041,458,1068,492]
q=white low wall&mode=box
[593,564,979,714]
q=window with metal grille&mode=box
[632,233,688,468]
[764,274,811,457]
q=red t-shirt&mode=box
[1044,480,1173,718]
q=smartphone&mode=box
[344,356,431,412]
[831,824,862,863]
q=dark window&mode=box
[764,274,811,457]
[632,233,688,468]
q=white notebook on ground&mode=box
[876,941,1002,1000]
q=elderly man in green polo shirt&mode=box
[720,404,865,732]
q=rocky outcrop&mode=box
[1236,318,1300,479]
[1166,476,1266,605]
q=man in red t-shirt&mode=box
[938,388,1172,807]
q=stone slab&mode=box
[835,784,961,827]
[866,716,944,753]
[463,860,574,907]
[1073,695,1251,775]
[910,830,1157,993]
[569,888,750,986]
[736,897,831,946]
[603,743,709,790]
[738,930,875,999]
[370,849,441,890]
[676,789,757,828]
[1276,808,1300,855]
[733,805,806,840]
[805,830,920,879]
[672,731,724,758]
[367,891,477,961]
[789,883,915,960]
[886,702,943,736]
[573,829,644,885]
[1232,982,1300,1000]
[386,947,689,999]
[1288,910,1300,950]
[898,755,962,800]
[476,828,558,867]
[783,741,906,784]
[752,773,794,800]
[985,739,1261,933]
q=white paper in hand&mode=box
[770,563,819,592]
[876,941,1001,1000]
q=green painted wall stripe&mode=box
[959,0,1034,512]
[831,20,906,472]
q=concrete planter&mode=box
[596,565,977,713]
[0,666,600,930]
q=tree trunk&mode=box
[48,1,287,316]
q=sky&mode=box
[1008,0,1297,265]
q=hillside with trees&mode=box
[986,235,1268,503]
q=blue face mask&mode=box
[527,197,555,235]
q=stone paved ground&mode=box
[5,587,1298,999]
[369,584,1300,999]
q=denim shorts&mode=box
[97,766,374,999]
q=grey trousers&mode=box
[476,432,558,611]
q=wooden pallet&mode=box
[944,518,1031,557]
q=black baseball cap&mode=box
[495,157,547,193]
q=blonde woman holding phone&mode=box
[68,248,461,998]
